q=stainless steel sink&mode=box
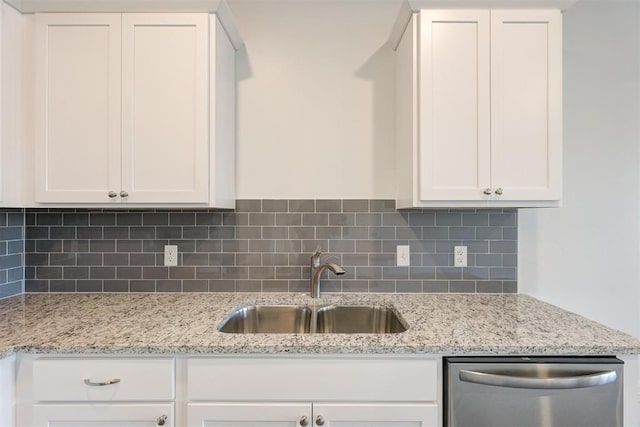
[217,305,312,333]
[316,305,408,334]
[218,304,408,334]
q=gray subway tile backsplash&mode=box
[370,200,395,212]
[0,209,24,299]
[19,201,517,295]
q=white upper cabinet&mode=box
[394,5,563,208]
[121,14,209,204]
[27,2,241,207]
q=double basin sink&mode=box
[218,304,408,334]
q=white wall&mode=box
[519,0,640,338]
[518,1,640,424]
[228,0,400,199]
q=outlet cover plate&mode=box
[164,245,178,267]
[397,245,410,266]
[454,246,467,267]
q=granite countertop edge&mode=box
[0,292,639,359]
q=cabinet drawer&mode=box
[188,357,438,402]
[33,358,175,402]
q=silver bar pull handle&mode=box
[459,369,617,390]
[84,378,121,387]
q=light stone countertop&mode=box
[0,292,639,359]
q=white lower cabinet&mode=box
[312,403,438,426]
[187,402,311,427]
[186,357,440,427]
[16,356,441,427]
[31,404,174,426]
[16,357,176,427]
[188,402,436,427]
[0,355,15,427]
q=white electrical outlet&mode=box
[397,245,410,266]
[164,245,178,267]
[454,246,467,267]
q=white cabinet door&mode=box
[418,10,491,201]
[34,14,122,203]
[31,403,173,426]
[0,355,14,427]
[187,403,311,427]
[121,14,209,204]
[313,403,438,427]
[490,10,562,201]
[0,2,3,205]
[188,403,437,427]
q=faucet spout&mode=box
[310,251,345,298]
[324,262,346,275]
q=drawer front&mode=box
[188,357,438,402]
[33,358,175,402]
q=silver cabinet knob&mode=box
[494,188,503,195]
[300,416,309,426]
[156,415,167,426]
[483,188,492,195]
[120,190,129,198]
[108,191,118,198]
[315,415,325,426]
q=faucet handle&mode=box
[311,250,322,267]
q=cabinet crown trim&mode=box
[4,0,244,49]
[388,0,576,50]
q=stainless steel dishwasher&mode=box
[445,356,623,427]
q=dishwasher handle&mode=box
[459,369,617,390]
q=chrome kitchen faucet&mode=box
[310,250,345,298]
